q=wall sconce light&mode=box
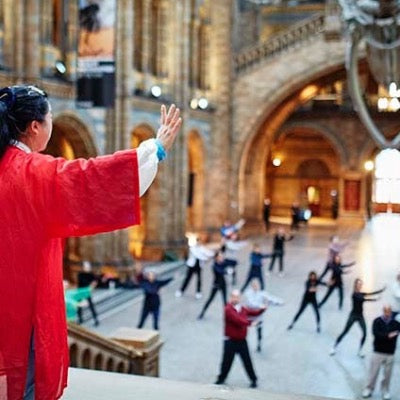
[364,160,374,171]
[151,85,162,98]
[272,157,282,167]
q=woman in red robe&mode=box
[0,85,181,400]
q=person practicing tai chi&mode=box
[134,264,173,330]
[219,235,248,286]
[362,305,400,400]
[198,251,237,320]
[288,271,325,333]
[0,84,181,400]
[241,243,272,292]
[215,289,266,388]
[327,235,349,263]
[318,254,355,310]
[176,237,214,299]
[220,218,246,240]
[268,227,294,277]
[330,279,385,357]
[244,279,270,352]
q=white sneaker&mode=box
[382,392,391,400]
[358,350,365,358]
[195,292,202,299]
[278,272,285,278]
[175,290,182,298]
[329,347,336,356]
[362,388,372,398]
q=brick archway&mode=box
[187,130,205,231]
[129,124,160,259]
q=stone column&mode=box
[12,0,24,79]
[24,0,40,81]
[141,0,152,91]
[66,0,79,81]
[205,0,234,230]
[99,0,135,266]
[140,0,190,260]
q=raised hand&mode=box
[156,104,182,152]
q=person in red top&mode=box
[215,289,266,388]
[0,85,181,400]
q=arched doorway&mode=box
[44,113,97,280]
[187,130,205,231]
[129,124,154,258]
[266,129,340,219]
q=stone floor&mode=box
[63,368,339,400]
[81,214,400,400]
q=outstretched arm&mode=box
[137,104,182,196]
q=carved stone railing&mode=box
[67,322,142,374]
[234,13,325,74]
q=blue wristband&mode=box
[155,139,167,161]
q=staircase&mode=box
[234,13,326,74]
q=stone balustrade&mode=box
[67,322,141,374]
[234,13,325,74]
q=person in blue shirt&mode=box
[241,244,272,292]
[134,265,173,330]
[198,251,237,319]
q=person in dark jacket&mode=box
[290,202,300,230]
[77,261,99,326]
[268,227,294,277]
[330,279,385,357]
[362,305,400,400]
[241,243,272,292]
[135,265,173,330]
[318,254,355,310]
[198,251,237,320]
[263,198,271,232]
[215,289,266,388]
[287,271,325,333]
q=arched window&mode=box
[374,149,400,204]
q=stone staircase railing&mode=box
[234,13,325,74]
[67,322,142,374]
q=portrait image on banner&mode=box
[77,0,116,108]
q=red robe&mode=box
[0,146,140,399]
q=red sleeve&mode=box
[243,306,265,317]
[225,305,251,328]
[30,150,140,238]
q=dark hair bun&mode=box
[0,87,15,110]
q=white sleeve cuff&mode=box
[137,139,159,197]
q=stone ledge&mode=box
[63,368,344,400]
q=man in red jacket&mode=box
[215,289,266,388]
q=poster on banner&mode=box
[77,0,116,108]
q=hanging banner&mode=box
[77,0,116,108]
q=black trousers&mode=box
[335,312,367,349]
[137,304,160,330]
[318,284,343,309]
[241,269,265,292]
[268,251,284,272]
[217,339,257,383]
[77,296,98,324]
[180,265,202,293]
[291,297,320,327]
[199,280,227,317]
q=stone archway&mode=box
[265,128,341,219]
[45,113,98,280]
[231,38,348,224]
[187,130,205,231]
